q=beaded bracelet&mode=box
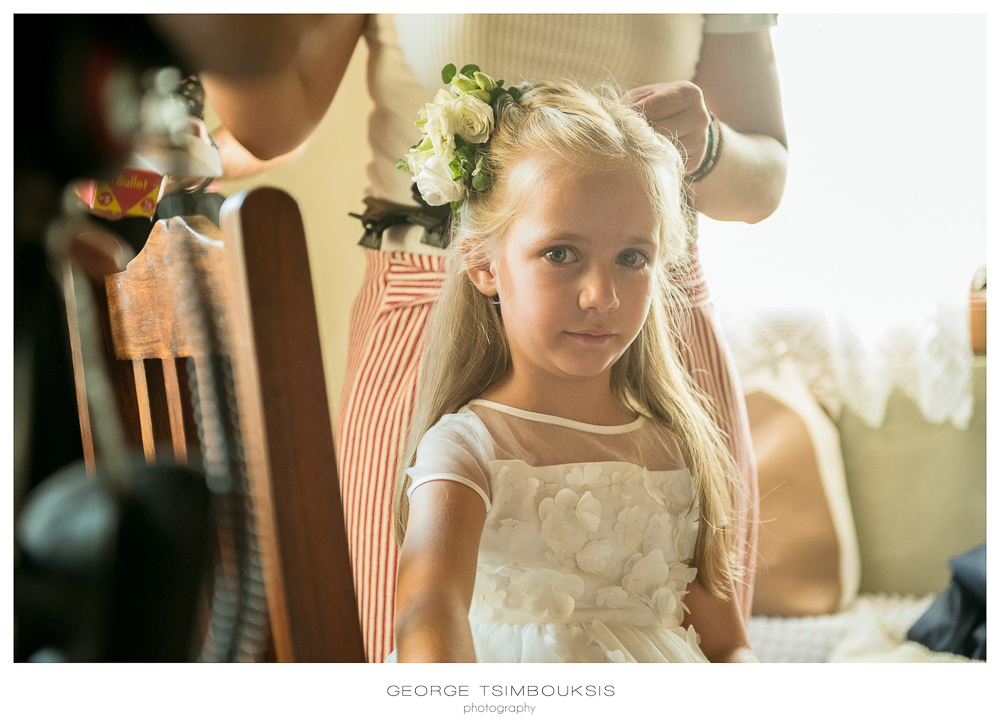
[686,112,723,183]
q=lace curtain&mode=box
[699,14,985,429]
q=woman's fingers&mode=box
[621,81,711,173]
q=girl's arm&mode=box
[394,480,487,662]
[683,576,759,663]
[621,28,787,224]
[195,14,368,161]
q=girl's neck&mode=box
[480,372,637,426]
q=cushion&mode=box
[744,360,861,616]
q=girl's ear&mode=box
[466,263,498,297]
[460,233,499,297]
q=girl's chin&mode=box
[551,357,622,380]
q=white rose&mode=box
[404,147,435,177]
[450,94,494,144]
[413,152,465,206]
[419,89,457,157]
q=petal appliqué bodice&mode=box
[474,459,700,637]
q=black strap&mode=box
[348,184,451,250]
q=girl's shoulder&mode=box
[419,405,497,459]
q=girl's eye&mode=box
[544,247,577,264]
[617,249,647,268]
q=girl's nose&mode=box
[579,267,619,312]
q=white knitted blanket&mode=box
[747,593,977,663]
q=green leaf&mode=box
[396,159,409,172]
[508,86,522,102]
[459,63,480,77]
[441,63,457,84]
[472,170,489,192]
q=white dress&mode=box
[400,399,709,663]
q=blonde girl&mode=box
[390,75,754,663]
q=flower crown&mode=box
[397,63,523,212]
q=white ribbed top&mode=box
[362,13,776,255]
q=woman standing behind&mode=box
[166,13,787,663]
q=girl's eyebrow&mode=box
[535,232,657,249]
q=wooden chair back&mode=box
[64,187,365,662]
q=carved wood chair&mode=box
[63,187,365,662]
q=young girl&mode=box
[390,70,754,663]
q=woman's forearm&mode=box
[687,126,788,223]
[150,14,326,77]
[199,14,366,160]
[689,28,788,224]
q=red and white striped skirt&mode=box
[336,245,758,663]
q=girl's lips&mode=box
[565,331,616,343]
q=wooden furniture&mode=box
[969,289,986,356]
[63,188,365,662]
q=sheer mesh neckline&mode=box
[467,399,646,435]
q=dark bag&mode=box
[907,544,986,660]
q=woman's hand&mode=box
[622,29,788,224]
[620,81,712,175]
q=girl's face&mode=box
[470,162,660,391]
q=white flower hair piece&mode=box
[397,63,523,212]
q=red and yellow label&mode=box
[75,168,164,219]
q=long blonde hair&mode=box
[393,80,742,598]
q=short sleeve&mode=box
[702,14,777,34]
[406,411,493,511]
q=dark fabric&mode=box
[156,191,225,228]
[907,544,986,660]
